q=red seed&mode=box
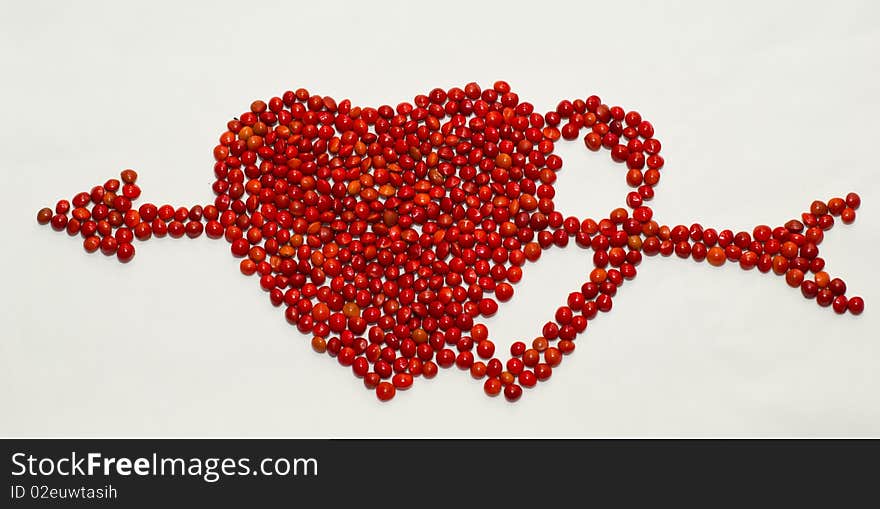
[832,295,848,314]
[484,378,502,396]
[37,207,53,225]
[785,269,804,288]
[504,383,523,401]
[375,382,396,402]
[185,221,204,238]
[50,214,68,231]
[120,169,138,184]
[845,192,860,209]
[99,236,118,255]
[847,296,864,315]
[392,373,413,389]
[83,236,101,253]
[117,242,135,263]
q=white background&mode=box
[1,0,878,437]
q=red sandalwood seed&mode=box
[504,383,523,401]
[817,289,834,307]
[37,208,53,225]
[847,297,864,315]
[116,242,135,263]
[376,382,395,401]
[845,193,860,209]
[832,295,848,314]
[99,236,117,255]
[484,378,502,396]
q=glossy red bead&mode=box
[376,382,396,402]
[847,297,864,315]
